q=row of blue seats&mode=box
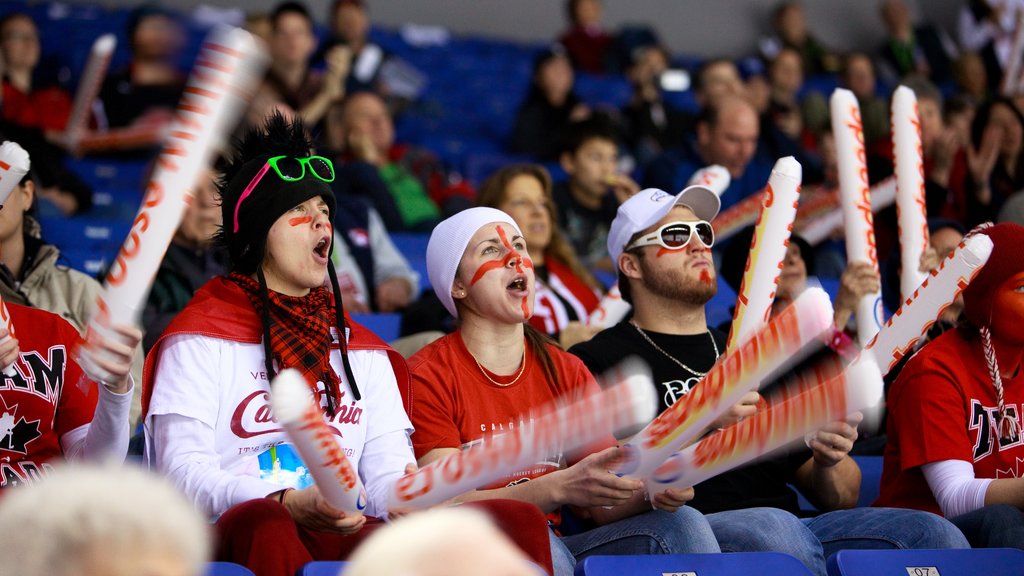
[207,548,1024,576]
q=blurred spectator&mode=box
[0,152,143,425]
[97,5,186,130]
[877,0,957,85]
[343,508,540,576]
[555,115,638,273]
[0,462,211,576]
[558,0,613,74]
[693,58,746,110]
[840,52,891,148]
[478,164,603,349]
[0,13,91,214]
[510,45,590,160]
[928,219,967,327]
[326,92,472,231]
[0,13,71,136]
[331,193,419,314]
[644,96,772,211]
[760,1,840,75]
[317,0,424,103]
[259,1,351,128]
[142,169,226,352]
[962,96,1024,224]
[620,44,690,165]
[953,52,991,102]
[957,0,1024,92]
[760,48,825,184]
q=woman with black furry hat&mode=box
[141,113,554,576]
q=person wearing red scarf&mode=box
[142,113,555,576]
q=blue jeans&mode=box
[707,507,968,576]
[549,507,720,576]
[949,504,1024,548]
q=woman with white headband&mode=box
[405,207,719,576]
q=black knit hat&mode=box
[216,112,336,275]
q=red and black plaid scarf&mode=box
[229,272,342,408]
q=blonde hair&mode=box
[0,462,211,576]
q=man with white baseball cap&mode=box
[571,184,969,575]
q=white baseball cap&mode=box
[426,207,523,318]
[607,185,721,264]
[0,141,30,207]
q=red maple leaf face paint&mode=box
[466,225,534,320]
[991,271,1024,346]
[699,269,713,285]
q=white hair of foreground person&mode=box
[0,462,211,576]
[342,507,543,576]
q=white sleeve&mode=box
[60,379,133,462]
[922,459,993,518]
[367,208,419,295]
[358,349,415,519]
[150,413,281,517]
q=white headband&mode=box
[426,207,523,318]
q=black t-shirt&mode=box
[569,320,813,515]
[552,181,619,269]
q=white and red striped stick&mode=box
[64,34,116,151]
[271,369,368,513]
[0,293,17,377]
[613,288,834,481]
[78,26,267,384]
[831,88,884,345]
[588,283,630,328]
[865,234,993,375]
[892,86,930,301]
[1003,13,1024,96]
[390,359,658,509]
[727,156,802,351]
[647,354,883,491]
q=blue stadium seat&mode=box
[575,552,814,576]
[297,561,347,576]
[204,562,256,576]
[351,313,402,343]
[853,455,882,508]
[826,548,1024,576]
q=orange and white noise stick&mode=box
[892,86,929,301]
[1003,12,1024,96]
[865,233,993,375]
[613,287,834,481]
[391,359,657,509]
[727,156,801,352]
[588,283,631,328]
[797,177,896,246]
[0,293,17,377]
[271,368,368,513]
[647,354,883,492]
[831,88,884,346]
[78,26,267,384]
[687,164,731,195]
[64,33,116,152]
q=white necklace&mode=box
[631,321,720,377]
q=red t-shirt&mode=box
[1,81,72,132]
[404,330,597,487]
[876,328,1024,515]
[0,303,97,488]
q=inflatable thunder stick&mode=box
[78,27,266,383]
[271,369,368,513]
[64,34,116,150]
[865,234,993,375]
[614,288,834,481]
[648,355,884,491]
[892,86,929,301]
[831,88,884,346]
[391,359,658,509]
[727,156,801,352]
[0,293,17,377]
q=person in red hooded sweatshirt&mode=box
[142,112,554,576]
